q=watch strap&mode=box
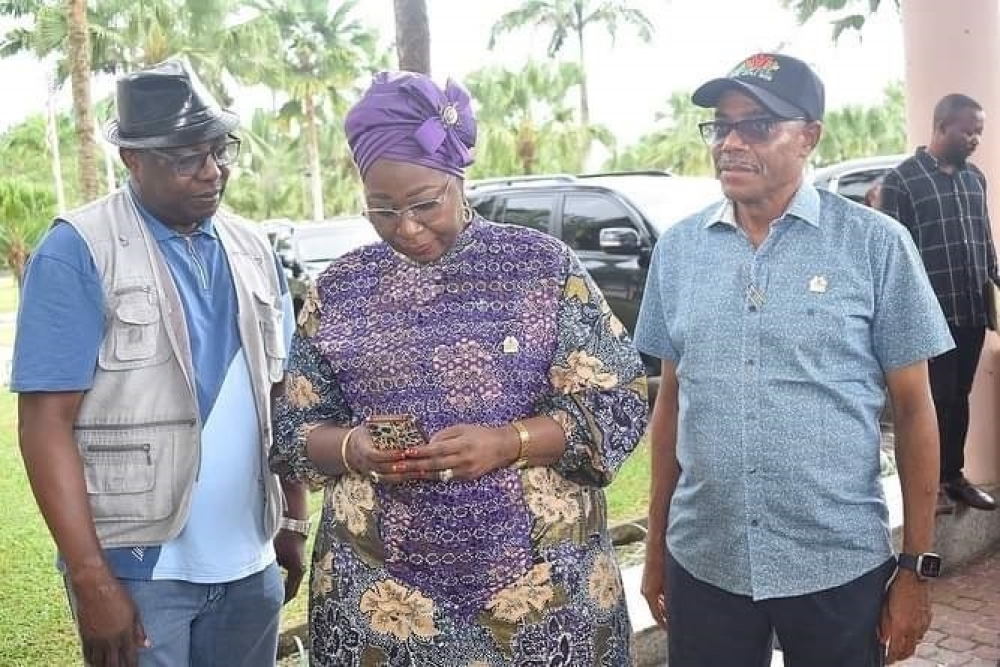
[279,516,312,537]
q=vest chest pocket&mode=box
[100,287,171,369]
[254,293,286,382]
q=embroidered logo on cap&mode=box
[731,54,781,81]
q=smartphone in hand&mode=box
[364,414,428,451]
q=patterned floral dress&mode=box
[271,218,648,666]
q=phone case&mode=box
[365,415,428,451]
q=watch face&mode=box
[918,554,943,578]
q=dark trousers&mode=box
[929,325,985,482]
[667,555,896,667]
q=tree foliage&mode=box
[0,178,55,283]
[778,0,899,40]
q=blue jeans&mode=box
[118,562,283,667]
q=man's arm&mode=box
[878,171,916,232]
[880,361,938,663]
[641,359,681,628]
[19,392,146,665]
[271,377,309,604]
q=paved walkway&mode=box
[896,547,1000,667]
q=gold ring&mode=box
[439,468,454,482]
[370,470,380,484]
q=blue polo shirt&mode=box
[12,196,294,583]
[634,184,953,599]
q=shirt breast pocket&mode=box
[99,285,171,370]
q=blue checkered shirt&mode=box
[634,184,953,599]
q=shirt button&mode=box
[746,359,755,366]
[748,304,757,312]
[750,519,759,527]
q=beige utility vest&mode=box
[62,187,286,548]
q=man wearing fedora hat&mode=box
[12,58,307,666]
[634,53,953,666]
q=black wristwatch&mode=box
[897,552,942,580]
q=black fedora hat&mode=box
[105,58,239,149]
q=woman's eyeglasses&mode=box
[147,138,242,177]
[698,117,805,146]
[364,178,453,227]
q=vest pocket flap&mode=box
[253,292,287,381]
[116,300,159,325]
[100,289,169,368]
[84,444,155,495]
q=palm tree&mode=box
[393,0,430,73]
[0,178,56,284]
[252,0,379,221]
[779,0,898,39]
[66,0,101,201]
[488,0,653,129]
[815,82,906,165]
[1,0,277,207]
[608,91,713,176]
[466,61,613,176]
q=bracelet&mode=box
[341,426,360,475]
[510,420,530,469]
[279,516,311,537]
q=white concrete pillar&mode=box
[901,0,1000,485]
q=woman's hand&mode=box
[379,424,518,483]
[343,427,407,484]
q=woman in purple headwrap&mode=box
[271,71,648,666]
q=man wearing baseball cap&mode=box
[635,53,952,666]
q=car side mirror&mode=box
[599,227,641,254]
[278,251,304,278]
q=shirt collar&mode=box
[915,145,969,173]
[127,182,218,242]
[706,181,821,229]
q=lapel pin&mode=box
[808,275,829,294]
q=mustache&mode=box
[716,156,759,171]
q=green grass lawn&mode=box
[0,391,82,667]
[0,384,650,666]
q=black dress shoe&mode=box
[943,477,998,511]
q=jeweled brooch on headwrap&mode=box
[440,104,459,127]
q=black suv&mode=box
[466,172,722,378]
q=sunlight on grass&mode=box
[0,391,82,666]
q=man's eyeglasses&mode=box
[698,117,805,146]
[363,178,453,227]
[147,138,241,177]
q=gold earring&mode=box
[462,201,473,223]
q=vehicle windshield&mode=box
[294,221,379,263]
[584,175,723,233]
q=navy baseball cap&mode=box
[692,53,825,121]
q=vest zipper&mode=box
[83,443,152,465]
[74,418,197,431]
[183,236,210,290]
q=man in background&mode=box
[881,93,998,512]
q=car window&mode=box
[494,194,555,233]
[471,195,497,219]
[834,169,889,204]
[561,194,637,252]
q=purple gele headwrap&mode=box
[345,71,477,179]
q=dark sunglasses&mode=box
[698,116,805,145]
[147,138,242,177]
